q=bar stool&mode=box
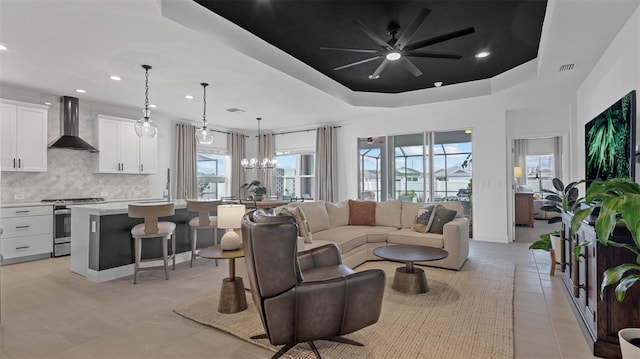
[186,199,220,267]
[128,203,176,284]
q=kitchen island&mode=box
[70,200,218,282]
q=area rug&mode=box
[174,257,515,358]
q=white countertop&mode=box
[0,202,54,208]
[70,199,188,215]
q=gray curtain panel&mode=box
[261,133,276,196]
[513,139,528,186]
[553,136,563,180]
[315,126,337,202]
[228,132,246,199]
[175,123,197,199]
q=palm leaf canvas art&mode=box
[585,90,636,182]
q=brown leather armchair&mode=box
[241,209,386,359]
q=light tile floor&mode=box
[0,240,598,358]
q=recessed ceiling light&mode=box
[75,89,86,93]
[475,51,490,58]
[368,74,380,80]
[109,75,121,81]
[149,104,157,108]
[434,81,443,87]
[44,102,51,105]
[465,129,472,134]
[185,95,194,100]
[386,52,401,61]
[0,44,7,51]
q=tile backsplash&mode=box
[1,94,151,203]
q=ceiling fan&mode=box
[321,8,475,80]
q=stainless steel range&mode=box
[41,198,105,257]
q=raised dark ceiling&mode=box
[194,1,547,94]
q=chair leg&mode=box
[307,342,321,359]
[190,228,197,268]
[163,235,169,280]
[214,227,218,266]
[550,248,556,276]
[171,233,176,270]
[133,236,141,284]
[271,344,295,359]
[326,336,364,346]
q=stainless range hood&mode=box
[48,96,98,152]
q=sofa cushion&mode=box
[401,202,420,229]
[326,200,349,227]
[275,206,313,243]
[375,200,402,228]
[428,205,458,234]
[412,203,438,233]
[387,229,444,248]
[348,225,397,243]
[291,201,331,233]
[348,200,376,226]
[312,227,368,254]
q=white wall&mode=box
[577,6,640,185]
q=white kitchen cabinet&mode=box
[93,115,157,174]
[0,100,48,172]
[0,205,53,263]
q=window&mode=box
[196,151,229,199]
[275,153,315,199]
[526,154,554,197]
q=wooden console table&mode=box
[561,213,640,359]
[515,192,534,227]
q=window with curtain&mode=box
[275,152,315,199]
[196,148,230,200]
[526,154,554,197]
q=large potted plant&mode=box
[241,180,267,201]
[570,178,640,358]
[528,178,579,274]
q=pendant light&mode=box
[241,117,277,170]
[195,82,214,145]
[134,64,158,138]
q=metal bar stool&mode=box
[186,199,220,267]
[128,203,176,284]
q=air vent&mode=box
[225,108,245,113]
[559,64,574,72]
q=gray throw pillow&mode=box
[412,204,438,233]
[428,205,457,234]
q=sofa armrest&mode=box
[297,243,342,272]
[442,217,470,269]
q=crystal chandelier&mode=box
[134,64,158,138]
[195,82,214,145]
[241,117,277,170]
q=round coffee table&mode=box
[373,244,448,294]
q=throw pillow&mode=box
[428,205,458,234]
[348,200,376,226]
[412,204,438,233]
[275,206,313,243]
[326,200,349,227]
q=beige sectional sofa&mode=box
[236,200,470,288]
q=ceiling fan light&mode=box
[386,51,401,61]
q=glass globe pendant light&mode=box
[134,64,158,138]
[195,82,214,145]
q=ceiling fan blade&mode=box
[400,58,423,77]
[405,51,462,59]
[320,47,381,54]
[396,8,431,50]
[334,56,382,71]
[370,59,390,79]
[353,19,393,50]
[404,27,476,51]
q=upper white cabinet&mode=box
[0,100,48,172]
[93,115,157,174]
